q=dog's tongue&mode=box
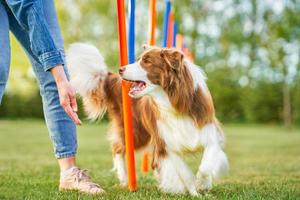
[129,82,145,96]
[137,82,144,88]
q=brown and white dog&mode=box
[66,43,229,196]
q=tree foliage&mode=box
[1,0,299,125]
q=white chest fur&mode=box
[156,108,219,154]
[157,110,203,153]
[149,88,220,154]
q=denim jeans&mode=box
[0,0,77,158]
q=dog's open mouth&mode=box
[128,80,147,96]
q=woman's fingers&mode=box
[60,93,82,125]
[70,90,78,112]
[57,80,82,125]
[68,92,81,125]
[65,105,82,125]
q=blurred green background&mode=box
[0,1,300,199]
[0,0,300,127]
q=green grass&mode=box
[0,120,299,200]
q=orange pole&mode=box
[116,0,137,192]
[141,0,156,175]
[141,152,149,174]
[166,12,174,48]
[148,0,156,45]
[176,34,184,51]
[183,47,195,63]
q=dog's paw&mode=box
[152,169,160,182]
[110,166,117,172]
[196,172,212,193]
[118,175,128,188]
[189,190,200,197]
[119,181,128,188]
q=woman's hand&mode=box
[50,65,82,125]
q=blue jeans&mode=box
[0,0,77,158]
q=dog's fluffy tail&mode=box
[66,43,108,96]
[66,43,108,120]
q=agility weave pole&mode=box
[148,0,156,46]
[173,22,177,47]
[167,12,174,48]
[176,34,184,50]
[128,0,135,64]
[141,0,157,174]
[162,0,171,47]
[116,0,137,192]
[116,0,192,191]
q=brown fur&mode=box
[82,47,217,172]
[137,96,167,169]
[140,48,215,128]
[83,72,166,167]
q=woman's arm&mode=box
[6,0,64,71]
[6,0,81,124]
[51,65,82,125]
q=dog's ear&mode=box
[143,44,152,51]
[160,49,184,73]
[143,44,149,50]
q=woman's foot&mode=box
[59,167,105,195]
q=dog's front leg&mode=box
[196,124,229,193]
[158,152,198,196]
[196,144,229,192]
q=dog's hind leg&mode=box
[112,152,127,187]
[109,128,128,186]
[196,124,229,192]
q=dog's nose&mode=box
[119,68,126,76]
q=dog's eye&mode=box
[143,57,151,64]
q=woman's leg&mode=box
[0,3,10,104]
[6,1,77,167]
[4,0,103,194]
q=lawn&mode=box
[0,120,299,200]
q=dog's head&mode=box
[121,45,215,127]
[120,45,189,98]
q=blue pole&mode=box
[173,22,177,47]
[162,0,171,47]
[128,0,135,64]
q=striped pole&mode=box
[116,0,137,192]
[162,0,171,47]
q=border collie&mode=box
[66,43,229,196]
